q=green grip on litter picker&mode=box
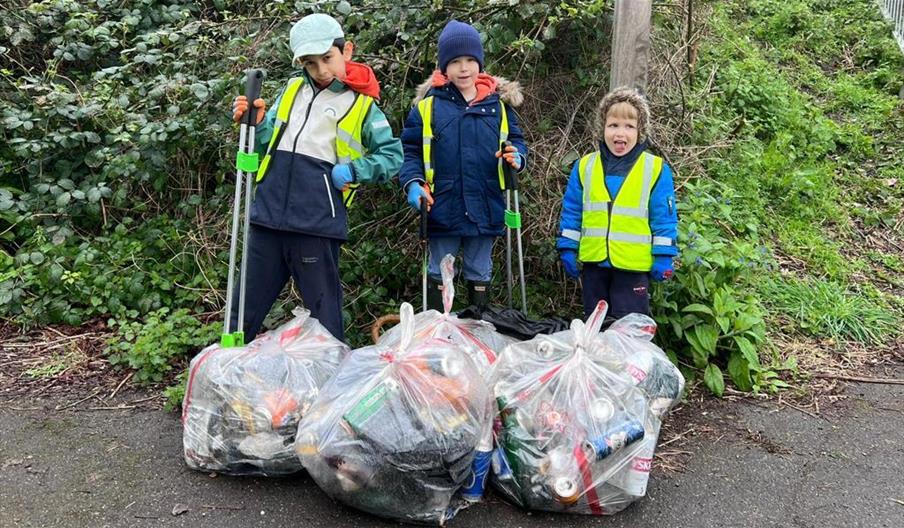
[236,151,259,172]
[220,331,244,348]
[505,209,521,229]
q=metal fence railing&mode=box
[879,0,904,53]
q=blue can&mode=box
[460,449,493,502]
[491,445,513,481]
[583,419,645,461]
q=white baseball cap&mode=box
[290,14,345,62]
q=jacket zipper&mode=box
[323,173,336,218]
[281,86,320,226]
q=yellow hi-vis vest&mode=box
[415,96,511,190]
[577,151,663,271]
[256,77,374,208]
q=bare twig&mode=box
[658,427,695,447]
[200,504,247,511]
[55,388,103,411]
[814,374,904,385]
[109,371,135,400]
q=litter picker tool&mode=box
[420,197,429,312]
[222,68,265,347]
[502,141,527,314]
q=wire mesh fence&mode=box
[879,0,904,53]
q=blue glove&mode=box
[560,250,580,279]
[330,164,354,191]
[650,256,674,281]
[406,181,433,211]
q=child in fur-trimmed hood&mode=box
[399,19,529,315]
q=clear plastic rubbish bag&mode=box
[489,301,684,515]
[182,308,349,476]
[296,302,494,525]
[379,254,517,375]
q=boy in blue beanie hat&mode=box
[399,19,529,313]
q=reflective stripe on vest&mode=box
[577,151,663,271]
[416,96,509,190]
[256,77,374,208]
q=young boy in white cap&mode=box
[230,13,403,341]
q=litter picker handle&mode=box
[501,140,519,191]
[243,69,265,127]
[419,195,428,241]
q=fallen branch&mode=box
[55,388,102,411]
[109,371,134,400]
[658,427,695,447]
[814,374,904,385]
[780,400,825,421]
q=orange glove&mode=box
[495,144,523,170]
[232,95,266,125]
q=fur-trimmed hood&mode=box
[595,87,651,142]
[411,74,524,107]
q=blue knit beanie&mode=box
[437,20,484,73]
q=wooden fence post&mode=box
[610,0,653,92]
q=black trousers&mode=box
[228,225,344,341]
[581,265,650,320]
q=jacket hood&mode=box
[343,61,381,99]
[411,72,524,107]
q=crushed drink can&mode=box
[460,449,492,502]
[608,434,655,497]
[582,419,645,461]
[550,476,580,505]
[427,355,462,378]
[589,396,615,424]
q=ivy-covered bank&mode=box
[1,0,901,402]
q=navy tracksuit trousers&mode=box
[229,225,344,341]
[581,265,650,320]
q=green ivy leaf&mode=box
[190,83,210,101]
[704,363,725,397]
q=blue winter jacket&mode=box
[399,78,528,237]
[557,141,679,266]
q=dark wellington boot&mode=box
[467,280,490,313]
[427,277,445,312]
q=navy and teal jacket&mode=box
[399,78,528,238]
[249,71,403,241]
[557,141,679,265]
